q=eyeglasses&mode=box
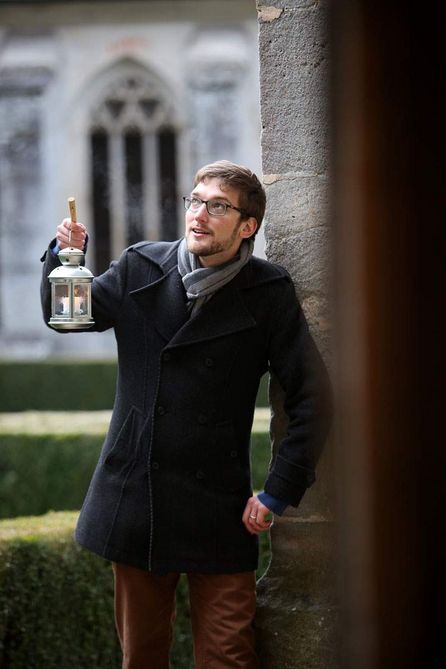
[183,196,246,217]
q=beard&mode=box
[186,222,241,258]
[189,238,228,257]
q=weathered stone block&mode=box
[263,174,331,300]
[266,225,331,299]
[258,3,329,174]
[258,0,317,9]
[263,173,329,232]
[255,520,339,669]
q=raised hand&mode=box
[56,218,87,251]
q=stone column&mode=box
[0,66,53,354]
[255,2,337,667]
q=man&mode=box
[40,160,330,668]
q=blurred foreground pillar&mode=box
[332,2,444,668]
[255,2,337,667]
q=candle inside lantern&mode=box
[61,297,70,315]
[74,296,84,314]
[73,284,87,314]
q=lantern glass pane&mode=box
[73,284,89,315]
[54,284,70,316]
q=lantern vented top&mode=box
[58,246,85,266]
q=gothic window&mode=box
[90,72,178,274]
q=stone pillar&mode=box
[255,2,337,667]
[0,66,53,354]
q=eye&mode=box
[190,197,202,208]
[209,201,226,214]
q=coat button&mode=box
[162,352,171,362]
[230,450,238,458]
[204,357,214,367]
[196,470,205,480]
[152,461,160,470]
[197,414,207,425]
[157,406,166,415]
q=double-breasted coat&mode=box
[41,239,330,574]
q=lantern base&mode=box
[49,318,95,330]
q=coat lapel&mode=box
[130,266,190,343]
[129,241,258,347]
[166,282,256,349]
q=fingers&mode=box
[56,218,87,251]
[242,496,274,535]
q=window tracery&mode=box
[90,70,178,273]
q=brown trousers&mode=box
[112,562,259,669]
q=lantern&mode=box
[48,197,95,330]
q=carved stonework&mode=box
[188,67,241,170]
[91,71,174,134]
[186,30,248,171]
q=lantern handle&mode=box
[68,197,77,246]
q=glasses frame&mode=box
[183,195,246,218]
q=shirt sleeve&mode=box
[257,490,288,516]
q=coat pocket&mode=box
[104,405,144,471]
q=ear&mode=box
[239,216,258,240]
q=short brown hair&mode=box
[194,160,266,236]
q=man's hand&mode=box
[56,218,87,251]
[242,495,273,535]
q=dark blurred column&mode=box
[255,2,337,667]
[331,2,444,668]
[91,130,111,274]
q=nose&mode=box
[194,201,208,220]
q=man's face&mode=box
[184,177,256,267]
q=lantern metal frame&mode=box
[48,247,95,330]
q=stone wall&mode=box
[255,2,336,667]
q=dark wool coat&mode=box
[41,239,330,574]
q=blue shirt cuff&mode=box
[257,491,288,516]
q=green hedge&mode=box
[0,363,269,411]
[0,512,191,668]
[0,513,271,668]
[0,432,272,520]
[0,434,102,519]
[0,362,118,412]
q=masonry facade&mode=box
[0,0,262,358]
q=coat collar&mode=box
[132,239,181,273]
[129,239,284,347]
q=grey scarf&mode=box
[177,237,254,316]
